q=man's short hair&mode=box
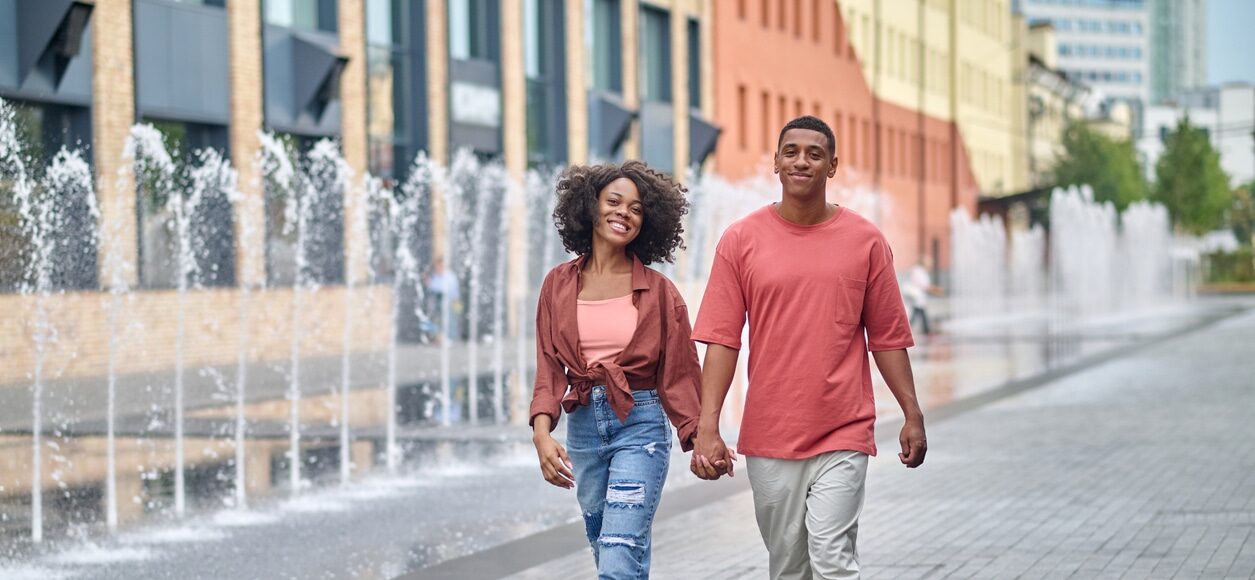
[777,115,836,158]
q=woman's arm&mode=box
[656,288,703,451]
[529,274,576,488]
[528,274,569,432]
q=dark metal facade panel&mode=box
[587,90,635,161]
[688,110,720,168]
[134,0,230,124]
[16,0,78,82]
[263,24,342,137]
[0,0,93,106]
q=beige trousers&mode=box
[746,450,869,580]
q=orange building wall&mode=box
[710,0,979,270]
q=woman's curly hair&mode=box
[552,160,689,265]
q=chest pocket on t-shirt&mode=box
[834,277,867,326]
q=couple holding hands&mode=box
[528,116,928,580]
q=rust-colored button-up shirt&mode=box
[529,255,703,450]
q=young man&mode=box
[690,116,927,579]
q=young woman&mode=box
[529,160,702,578]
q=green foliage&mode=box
[1231,182,1255,247]
[1152,117,1233,235]
[1205,248,1255,283]
[1052,122,1148,211]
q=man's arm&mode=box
[871,349,927,468]
[692,344,739,479]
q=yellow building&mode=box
[840,0,1022,195]
[1022,22,1090,188]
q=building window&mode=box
[834,7,843,54]
[526,0,567,165]
[738,85,748,150]
[265,0,337,33]
[0,101,97,293]
[834,111,843,157]
[863,119,871,171]
[850,117,859,167]
[793,0,802,37]
[264,135,346,287]
[366,0,410,178]
[137,119,235,289]
[761,90,771,152]
[449,0,499,62]
[812,0,821,42]
[639,6,670,103]
[586,0,622,93]
[688,18,700,110]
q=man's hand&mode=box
[533,432,575,489]
[899,417,927,468]
[690,426,737,480]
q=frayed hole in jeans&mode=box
[606,480,646,508]
[598,534,642,549]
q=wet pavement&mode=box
[505,300,1255,579]
[0,297,1249,578]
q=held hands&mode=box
[899,417,927,468]
[690,427,737,480]
[533,433,575,489]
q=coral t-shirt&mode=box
[691,205,914,459]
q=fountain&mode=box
[949,210,1009,322]
[3,100,101,540]
[3,94,583,554]
[0,107,827,556]
[386,152,438,467]
[293,139,350,490]
[949,184,1181,333]
[488,168,510,423]
[100,177,130,532]
[339,175,381,485]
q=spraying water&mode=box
[387,153,438,465]
[125,124,201,515]
[491,176,510,423]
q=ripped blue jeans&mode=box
[566,386,672,579]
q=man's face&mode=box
[774,128,837,199]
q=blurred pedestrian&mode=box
[426,256,461,343]
[904,256,937,335]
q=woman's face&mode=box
[592,177,643,250]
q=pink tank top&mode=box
[576,293,639,368]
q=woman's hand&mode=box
[533,432,575,489]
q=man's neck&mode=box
[775,191,836,226]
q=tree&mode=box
[1231,181,1255,246]
[1052,122,1148,211]
[1153,116,1233,235]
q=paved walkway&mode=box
[505,308,1255,579]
